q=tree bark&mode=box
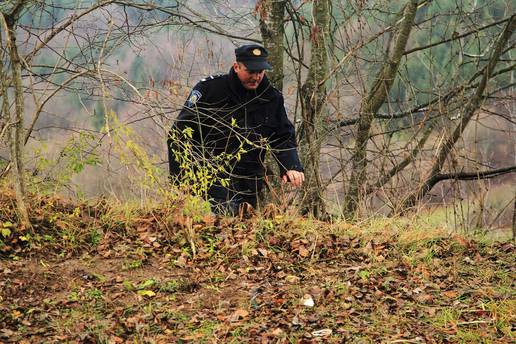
[0,41,8,142]
[257,0,286,91]
[399,15,515,212]
[1,3,31,229]
[256,0,287,207]
[344,0,419,218]
[300,0,330,219]
[512,191,516,241]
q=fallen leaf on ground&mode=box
[298,245,309,257]
[271,328,284,336]
[300,294,314,307]
[229,308,249,322]
[285,275,300,283]
[136,290,156,297]
[443,290,458,298]
[312,329,332,337]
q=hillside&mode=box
[0,186,514,343]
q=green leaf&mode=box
[137,279,157,290]
[123,280,135,291]
[358,270,370,280]
[68,291,79,302]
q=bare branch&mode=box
[435,165,516,182]
[399,15,516,212]
[404,16,512,56]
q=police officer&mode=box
[168,44,304,214]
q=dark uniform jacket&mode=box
[168,67,302,203]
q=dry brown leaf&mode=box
[271,328,284,336]
[298,245,309,257]
[229,308,249,322]
[416,294,434,303]
[443,290,458,298]
[285,275,300,283]
[181,333,205,340]
[108,335,124,344]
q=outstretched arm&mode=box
[270,94,304,186]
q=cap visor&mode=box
[242,60,272,71]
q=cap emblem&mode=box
[252,48,261,56]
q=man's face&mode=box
[233,62,265,90]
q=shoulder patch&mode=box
[200,74,224,82]
[185,89,202,107]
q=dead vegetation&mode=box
[0,184,514,343]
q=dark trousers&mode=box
[208,177,261,216]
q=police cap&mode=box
[235,44,272,71]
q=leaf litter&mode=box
[0,188,514,343]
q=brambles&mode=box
[168,121,249,199]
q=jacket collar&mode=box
[228,67,272,102]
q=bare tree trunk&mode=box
[257,0,286,91]
[512,191,516,241]
[300,0,330,219]
[256,0,287,208]
[1,5,31,229]
[399,15,516,212]
[0,45,8,142]
[344,0,418,218]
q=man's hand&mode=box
[282,170,305,188]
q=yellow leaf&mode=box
[1,228,11,238]
[137,290,156,297]
[11,310,22,319]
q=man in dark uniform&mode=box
[168,44,304,214]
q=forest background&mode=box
[1,0,515,233]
